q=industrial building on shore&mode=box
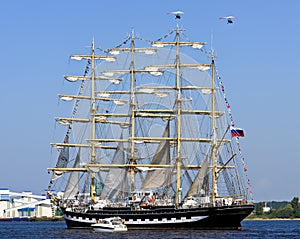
[0,188,62,221]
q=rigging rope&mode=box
[65,59,91,138]
[97,35,131,53]
[215,67,253,201]
[48,58,91,190]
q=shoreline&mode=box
[245,217,300,221]
[0,216,64,222]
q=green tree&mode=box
[291,197,299,217]
[268,209,278,218]
[275,204,294,218]
[255,202,264,216]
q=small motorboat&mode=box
[91,217,127,232]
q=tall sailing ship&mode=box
[47,18,254,229]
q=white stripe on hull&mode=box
[64,214,96,224]
[126,216,208,225]
[64,214,208,225]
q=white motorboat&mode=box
[91,217,127,232]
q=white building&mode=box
[262,202,271,213]
[0,188,60,220]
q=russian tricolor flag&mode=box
[230,127,245,137]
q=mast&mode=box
[210,56,217,204]
[129,30,136,193]
[175,25,182,205]
[90,38,96,203]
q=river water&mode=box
[0,220,299,239]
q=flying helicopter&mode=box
[167,11,184,19]
[219,16,236,24]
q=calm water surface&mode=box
[0,220,299,239]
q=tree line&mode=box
[250,197,300,219]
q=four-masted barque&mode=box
[47,18,254,230]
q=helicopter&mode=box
[167,11,184,19]
[219,15,236,24]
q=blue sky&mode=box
[0,0,299,202]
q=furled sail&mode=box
[186,152,211,197]
[141,122,172,189]
[63,149,80,199]
[100,138,128,200]
[51,138,69,181]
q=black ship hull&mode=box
[62,204,254,230]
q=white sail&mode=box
[100,138,128,199]
[141,122,172,189]
[186,152,211,197]
[63,149,80,199]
